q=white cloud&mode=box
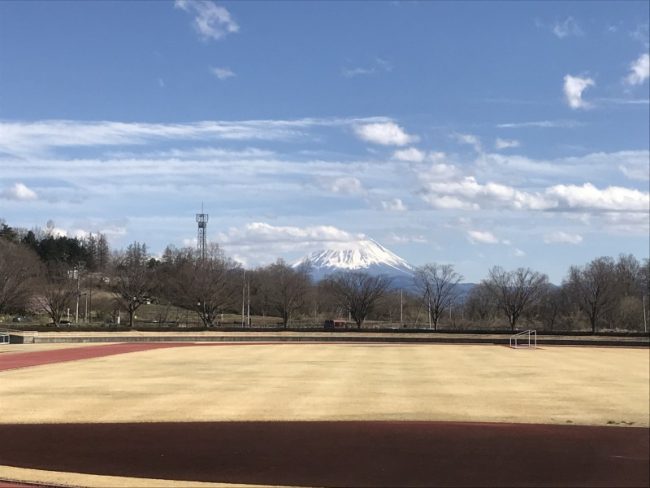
[480,150,650,182]
[496,120,583,129]
[513,248,526,257]
[552,17,583,38]
[423,195,478,210]
[341,67,375,78]
[354,122,418,146]
[341,57,393,78]
[392,147,425,162]
[563,75,595,109]
[467,230,499,244]
[420,163,461,181]
[620,160,650,181]
[625,53,650,86]
[545,183,648,212]
[216,222,367,265]
[0,120,302,155]
[544,231,583,244]
[453,133,482,152]
[0,182,38,201]
[392,148,447,163]
[630,24,650,49]
[420,169,649,213]
[387,232,427,244]
[602,211,649,235]
[0,117,389,156]
[381,198,407,211]
[174,0,239,41]
[322,176,364,195]
[210,66,235,80]
[428,151,446,163]
[495,138,520,150]
[596,97,650,105]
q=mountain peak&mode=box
[294,239,414,279]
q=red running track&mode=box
[0,343,199,372]
[0,421,647,487]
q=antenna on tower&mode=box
[196,203,209,260]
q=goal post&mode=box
[509,329,537,349]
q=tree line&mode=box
[0,220,648,333]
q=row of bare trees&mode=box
[0,232,647,332]
[465,255,649,333]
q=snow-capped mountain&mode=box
[293,239,415,284]
[294,238,476,296]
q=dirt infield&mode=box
[0,421,647,487]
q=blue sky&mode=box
[0,0,648,282]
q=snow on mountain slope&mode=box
[294,238,476,296]
[293,239,414,281]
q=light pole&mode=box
[247,281,251,326]
[82,293,88,323]
[643,295,647,333]
[75,267,80,324]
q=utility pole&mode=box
[247,281,251,326]
[88,285,92,324]
[241,270,246,327]
[643,295,647,333]
[75,267,80,324]
[400,290,403,327]
[428,295,432,329]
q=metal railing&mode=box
[509,329,537,349]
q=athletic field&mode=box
[0,342,648,487]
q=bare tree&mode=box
[112,242,153,327]
[414,263,463,330]
[35,265,77,325]
[464,283,496,323]
[483,266,548,331]
[0,239,40,314]
[324,271,392,328]
[96,234,110,271]
[260,260,311,328]
[537,285,570,332]
[566,257,616,333]
[158,244,240,327]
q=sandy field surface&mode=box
[0,465,265,488]
[1,343,647,426]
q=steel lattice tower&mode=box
[196,204,209,260]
